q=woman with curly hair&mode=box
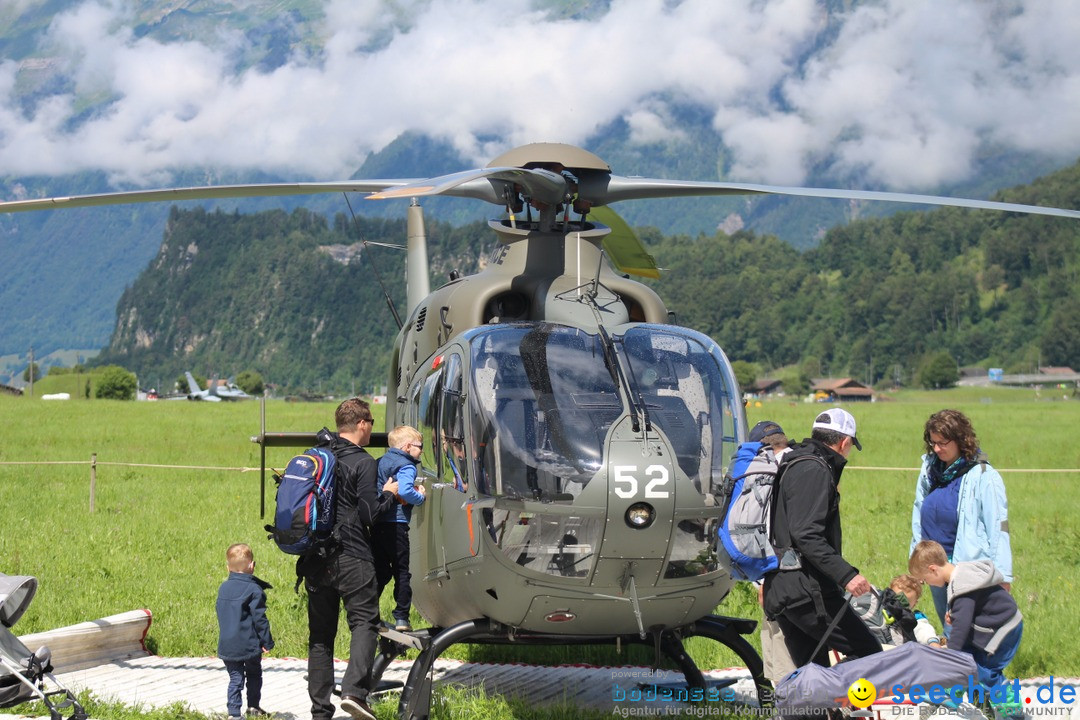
[909,409,1013,638]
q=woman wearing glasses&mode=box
[909,409,1013,637]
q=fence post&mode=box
[90,453,97,513]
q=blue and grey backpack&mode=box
[265,447,337,555]
[718,442,782,581]
[719,445,827,582]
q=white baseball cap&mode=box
[812,407,862,450]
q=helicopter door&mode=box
[408,351,476,583]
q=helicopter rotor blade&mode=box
[0,180,416,214]
[366,166,569,206]
[587,176,1080,220]
[2,160,1078,221]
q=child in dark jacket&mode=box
[910,540,1022,714]
[374,425,426,632]
[216,543,274,720]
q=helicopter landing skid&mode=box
[383,615,772,720]
[369,625,433,698]
[665,614,774,707]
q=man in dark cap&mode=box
[746,420,797,683]
[749,420,788,449]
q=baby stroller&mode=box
[0,573,87,720]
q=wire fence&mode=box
[847,465,1080,474]
[2,459,1078,473]
[0,455,262,513]
[3,456,1077,516]
[0,459,256,470]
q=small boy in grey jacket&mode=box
[216,543,274,719]
[910,540,1022,712]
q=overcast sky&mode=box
[2,0,1079,190]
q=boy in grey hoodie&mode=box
[910,540,1023,706]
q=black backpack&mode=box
[264,447,337,555]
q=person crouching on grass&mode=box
[909,539,1022,716]
[216,543,274,720]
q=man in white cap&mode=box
[762,408,882,667]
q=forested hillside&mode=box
[648,158,1080,384]
[94,207,489,393]
[96,158,1080,392]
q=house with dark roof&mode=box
[1,382,23,396]
[750,378,783,397]
[811,377,874,402]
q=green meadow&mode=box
[1,389,1078,718]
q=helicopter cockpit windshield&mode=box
[470,324,621,499]
[468,323,737,502]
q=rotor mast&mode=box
[406,199,430,314]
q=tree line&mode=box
[647,157,1080,387]
[89,157,1080,393]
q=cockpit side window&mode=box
[439,353,467,492]
[416,364,442,476]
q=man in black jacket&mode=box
[305,398,399,720]
[763,407,882,667]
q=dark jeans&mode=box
[305,552,381,719]
[373,522,413,622]
[775,591,883,667]
[222,656,262,717]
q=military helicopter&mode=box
[3,143,1079,719]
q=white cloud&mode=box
[721,0,1080,188]
[626,103,686,146]
[0,0,1078,190]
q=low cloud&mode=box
[1,0,1078,190]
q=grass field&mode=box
[1,388,1078,718]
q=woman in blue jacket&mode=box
[910,409,1013,638]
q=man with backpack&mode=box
[719,420,791,582]
[746,421,798,684]
[303,398,399,720]
[762,408,882,668]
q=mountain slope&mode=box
[94,206,488,392]
[3,1,1078,360]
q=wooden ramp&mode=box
[17,609,152,673]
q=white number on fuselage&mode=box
[612,464,671,499]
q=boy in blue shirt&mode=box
[374,425,426,632]
[216,543,274,720]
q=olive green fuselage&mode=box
[384,220,745,635]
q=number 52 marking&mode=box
[612,465,671,499]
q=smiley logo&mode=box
[848,678,877,708]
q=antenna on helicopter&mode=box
[343,193,403,329]
[590,245,604,299]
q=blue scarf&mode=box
[927,454,975,490]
